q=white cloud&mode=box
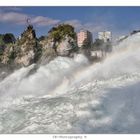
[65,19,111,33]
[64,19,83,29]
[64,19,121,40]
[0,10,125,39]
[0,12,28,24]
[0,11,60,27]
[0,10,114,35]
[31,16,60,26]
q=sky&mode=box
[0,7,140,40]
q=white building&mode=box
[77,30,93,47]
[98,31,112,42]
[91,50,106,58]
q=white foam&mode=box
[0,33,140,133]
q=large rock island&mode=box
[0,24,78,68]
[0,23,113,71]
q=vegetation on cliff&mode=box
[0,24,78,67]
[14,25,42,66]
[0,33,15,45]
[0,23,113,68]
[48,24,76,42]
[40,24,78,57]
[0,34,16,64]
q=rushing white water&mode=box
[0,33,140,133]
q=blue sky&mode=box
[0,7,140,39]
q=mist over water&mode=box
[0,33,140,133]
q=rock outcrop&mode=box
[0,24,78,68]
[1,44,15,64]
[14,25,41,66]
[39,24,78,64]
[41,24,78,57]
[0,33,16,65]
[56,35,77,56]
[39,37,57,64]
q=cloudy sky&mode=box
[0,7,140,39]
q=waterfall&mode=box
[0,33,140,133]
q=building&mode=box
[91,50,106,58]
[98,31,112,42]
[77,30,93,47]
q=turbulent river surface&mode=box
[1,33,140,134]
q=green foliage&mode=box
[105,42,112,52]
[92,39,104,50]
[0,34,5,45]
[38,36,46,41]
[0,45,5,55]
[8,50,16,60]
[68,41,79,53]
[81,39,92,49]
[34,42,42,62]
[0,33,15,47]
[48,24,76,43]
[3,33,15,44]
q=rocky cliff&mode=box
[0,24,78,68]
[14,25,41,66]
[0,25,42,67]
[39,24,78,64]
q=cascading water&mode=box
[1,33,140,133]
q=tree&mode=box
[38,36,46,41]
[48,24,76,43]
[92,39,104,50]
[81,38,92,49]
[3,33,16,44]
